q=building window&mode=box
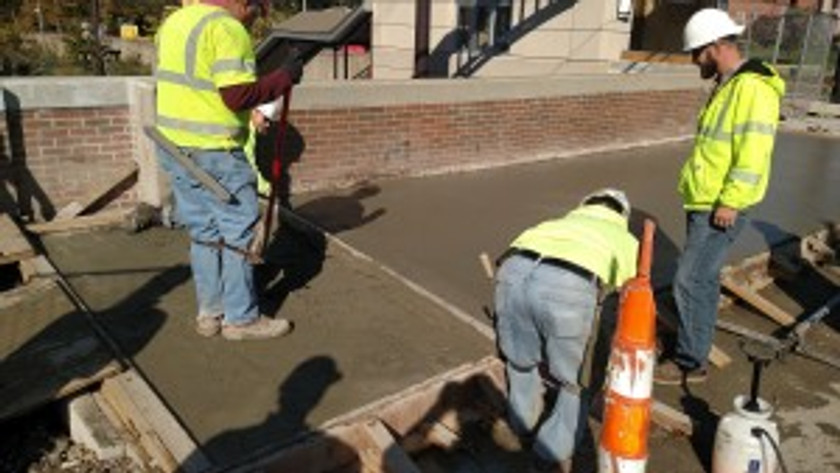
[457,0,512,53]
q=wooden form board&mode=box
[26,208,131,234]
[721,277,797,326]
[226,356,693,473]
[0,213,35,265]
[99,369,211,473]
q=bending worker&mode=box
[494,189,638,473]
[154,0,303,340]
[655,8,785,384]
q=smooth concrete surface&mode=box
[40,227,493,468]
[293,131,840,320]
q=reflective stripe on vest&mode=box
[156,10,227,93]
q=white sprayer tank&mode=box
[712,395,780,473]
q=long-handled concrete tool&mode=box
[250,86,293,259]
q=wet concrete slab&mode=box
[6,130,837,472]
[289,131,840,472]
[292,132,840,321]
[40,227,493,468]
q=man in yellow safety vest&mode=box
[154,0,302,341]
[493,189,638,473]
[654,8,785,384]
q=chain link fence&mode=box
[734,9,837,114]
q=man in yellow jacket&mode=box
[493,189,638,473]
[155,0,302,341]
[655,8,785,384]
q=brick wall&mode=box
[272,89,704,191]
[2,76,705,220]
[0,106,136,221]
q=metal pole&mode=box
[91,0,105,75]
[772,12,786,65]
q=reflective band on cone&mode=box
[598,447,648,473]
[606,345,655,400]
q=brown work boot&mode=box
[653,360,707,385]
[222,316,293,341]
[195,315,222,337]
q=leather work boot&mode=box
[222,316,293,341]
[195,315,222,337]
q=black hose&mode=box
[751,427,789,473]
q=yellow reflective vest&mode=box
[510,205,639,288]
[679,60,785,211]
[155,4,257,149]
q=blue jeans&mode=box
[157,146,260,325]
[494,254,598,464]
[673,210,746,370]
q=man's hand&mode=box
[251,109,269,134]
[713,205,738,229]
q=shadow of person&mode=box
[190,355,346,471]
[679,384,720,473]
[256,184,386,316]
[256,212,328,317]
[0,264,189,466]
[1,90,56,221]
[292,183,386,234]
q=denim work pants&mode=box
[673,210,746,370]
[157,146,260,325]
[494,254,599,464]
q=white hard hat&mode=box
[683,8,745,52]
[581,188,631,218]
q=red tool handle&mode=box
[637,218,656,279]
[261,86,293,253]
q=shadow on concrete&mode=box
[256,183,385,321]
[257,215,327,317]
[293,183,385,234]
[0,264,189,467]
[188,355,346,470]
[679,384,720,473]
[0,90,55,220]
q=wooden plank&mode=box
[77,166,139,215]
[651,400,693,436]
[721,277,797,326]
[26,208,131,234]
[620,50,693,64]
[99,369,211,473]
[0,332,121,422]
[359,419,423,473]
[0,213,36,264]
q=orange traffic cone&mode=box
[598,219,657,473]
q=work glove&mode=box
[281,51,304,85]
